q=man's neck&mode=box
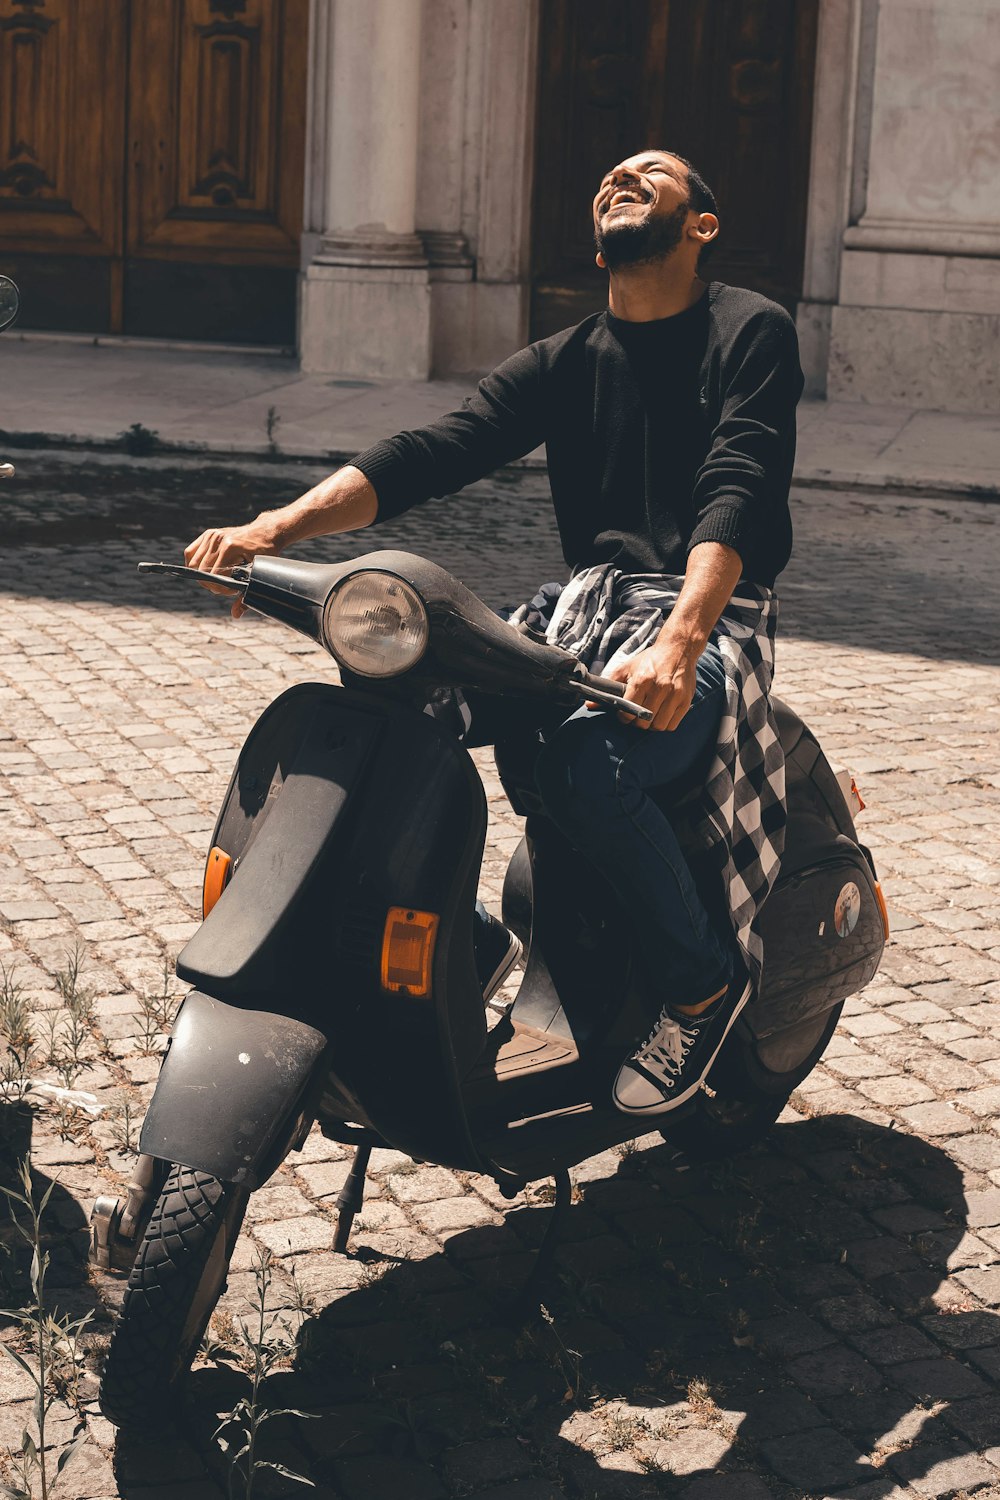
[607,263,707,323]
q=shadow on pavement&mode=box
[0,1101,105,1330]
[131,1114,998,1500]
[1,463,998,666]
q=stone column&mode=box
[795,0,861,397]
[425,0,539,376]
[300,0,431,378]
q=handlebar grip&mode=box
[579,671,625,698]
[566,669,652,721]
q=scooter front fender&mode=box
[139,991,325,1188]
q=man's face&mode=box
[593,151,694,272]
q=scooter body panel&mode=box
[173,682,491,1173]
[178,689,384,1002]
[749,699,885,1036]
[139,991,325,1188]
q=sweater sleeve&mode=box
[688,309,803,576]
[347,345,544,523]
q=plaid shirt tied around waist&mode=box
[505,565,787,987]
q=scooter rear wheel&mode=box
[660,1002,844,1162]
[99,1164,247,1430]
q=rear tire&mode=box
[99,1165,247,1431]
[661,1002,843,1162]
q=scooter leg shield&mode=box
[139,991,325,1189]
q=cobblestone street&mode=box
[1,457,999,1500]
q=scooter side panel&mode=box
[139,992,325,1187]
[177,691,383,1000]
[745,709,886,1039]
[172,681,493,1173]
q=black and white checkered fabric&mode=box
[506,566,786,986]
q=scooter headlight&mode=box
[322,571,429,678]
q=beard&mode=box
[594,201,688,271]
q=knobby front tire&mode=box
[99,1164,247,1431]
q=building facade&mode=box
[1,0,996,412]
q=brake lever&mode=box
[563,675,653,721]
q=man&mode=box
[186,149,803,1117]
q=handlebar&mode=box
[137,557,654,721]
[137,561,249,591]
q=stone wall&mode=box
[800,0,1000,412]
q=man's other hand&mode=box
[184,517,280,618]
[602,642,699,731]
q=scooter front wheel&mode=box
[99,1164,248,1430]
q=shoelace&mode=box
[634,1011,698,1082]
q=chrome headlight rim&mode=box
[322,568,430,679]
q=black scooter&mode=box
[91,550,888,1427]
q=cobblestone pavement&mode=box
[0,459,998,1500]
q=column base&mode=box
[300,261,432,379]
[796,301,833,401]
[827,304,1000,414]
[430,280,528,378]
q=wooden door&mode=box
[0,0,127,332]
[0,0,306,343]
[126,0,307,343]
[531,0,819,339]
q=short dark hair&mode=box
[655,150,719,267]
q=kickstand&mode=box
[333,1143,371,1253]
[509,1168,572,1318]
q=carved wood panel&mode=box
[531,0,819,338]
[660,0,819,302]
[0,0,126,253]
[0,0,306,338]
[127,0,307,264]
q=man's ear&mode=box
[595,250,607,269]
[692,212,719,250]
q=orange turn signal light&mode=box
[203,846,232,918]
[874,880,890,940]
[381,907,439,997]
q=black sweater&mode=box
[350,282,804,588]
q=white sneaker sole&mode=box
[481,932,523,1003]
[612,979,754,1117]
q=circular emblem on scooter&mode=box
[835,882,861,937]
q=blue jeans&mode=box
[471,642,733,1005]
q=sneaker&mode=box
[473,907,523,1002]
[612,969,754,1116]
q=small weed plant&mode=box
[212,1247,316,1499]
[0,962,35,1102]
[134,958,181,1055]
[119,421,159,456]
[536,1303,583,1404]
[22,947,100,1091]
[0,1158,91,1500]
[264,406,281,456]
[108,1092,138,1156]
[0,963,33,1055]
